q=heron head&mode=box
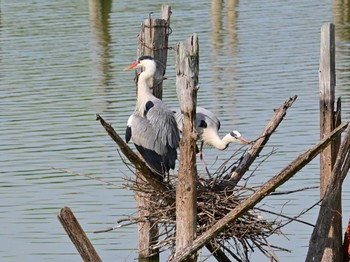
[123,56,155,71]
[230,130,250,144]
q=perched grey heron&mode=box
[124,56,180,176]
[174,106,249,172]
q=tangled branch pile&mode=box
[123,153,288,260]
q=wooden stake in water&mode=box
[175,33,199,261]
[57,207,102,262]
[318,22,342,262]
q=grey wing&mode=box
[129,114,168,174]
[129,114,158,151]
[146,100,180,154]
[130,102,180,173]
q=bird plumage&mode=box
[125,56,180,175]
[174,106,249,150]
[174,106,249,173]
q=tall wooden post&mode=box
[320,23,336,197]
[134,5,172,261]
[319,22,342,262]
[175,34,199,261]
[136,5,171,99]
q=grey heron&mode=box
[124,56,180,176]
[174,106,249,172]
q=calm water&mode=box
[1,0,350,261]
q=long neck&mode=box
[202,130,233,150]
[136,70,154,116]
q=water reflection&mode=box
[211,0,224,52]
[332,0,350,116]
[333,0,350,34]
[89,0,113,86]
[227,0,239,58]
[89,0,115,116]
[209,0,239,120]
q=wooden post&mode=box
[175,34,199,261]
[319,22,337,197]
[319,22,342,262]
[135,5,171,261]
[57,207,102,262]
[136,5,171,99]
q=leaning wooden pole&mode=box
[135,5,171,261]
[175,33,199,261]
[319,22,342,262]
[58,207,102,262]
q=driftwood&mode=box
[171,122,348,262]
[57,207,102,262]
[306,125,350,261]
[229,95,297,186]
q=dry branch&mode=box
[171,122,348,262]
[229,95,298,185]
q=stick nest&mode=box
[123,158,287,261]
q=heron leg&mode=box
[199,142,211,177]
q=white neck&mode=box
[136,68,155,116]
[202,130,237,150]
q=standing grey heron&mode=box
[124,56,180,176]
[174,106,249,172]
